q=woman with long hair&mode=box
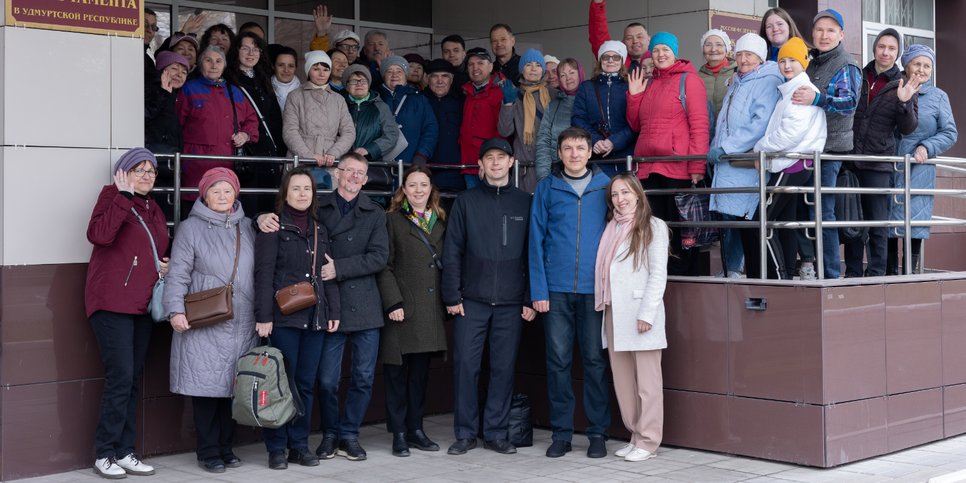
[759,7,805,62]
[571,40,634,176]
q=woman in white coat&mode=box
[594,173,669,463]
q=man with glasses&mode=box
[144,8,160,83]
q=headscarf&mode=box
[559,59,585,97]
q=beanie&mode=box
[113,147,157,173]
[155,51,190,72]
[700,29,732,54]
[342,64,372,86]
[403,53,427,68]
[198,167,241,199]
[734,33,768,63]
[597,40,627,62]
[648,32,679,57]
[518,48,546,73]
[777,36,810,69]
[303,50,332,76]
[544,54,560,65]
[380,55,409,76]
[901,44,935,68]
[874,28,904,61]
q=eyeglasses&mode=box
[338,167,367,178]
[347,79,369,86]
[133,168,158,178]
[600,54,622,62]
[146,23,159,32]
[240,46,261,54]
[337,42,360,51]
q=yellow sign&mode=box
[6,0,144,36]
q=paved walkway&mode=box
[20,414,966,483]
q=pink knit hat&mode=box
[198,167,240,198]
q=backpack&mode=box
[835,167,867,242]
[232,344,302,429]
[679,72,716,140]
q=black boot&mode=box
[392,433,410,457]
[912,254,921,274]
[886,249,899,276]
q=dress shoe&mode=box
[315,435,337,459]
[483,439,517,454]
[587,436,607,458]
[392,432,411,457]
[198,458,226,473]
[116,453,155,475]
[221,453,242,468]
[338,439,367,461]
[92,457,126,479]
[447,438,477,455]
[406,429,440,451]
[545,440,571,458]
[287,448,319,466]
[268,451,287,470]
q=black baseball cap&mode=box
[466,47,492,63]
[479,138,512,158]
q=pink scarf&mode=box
[595,210,635,311]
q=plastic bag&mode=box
[675,184,719,249]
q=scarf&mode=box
[594,210,635,311]
[705,58,730,75]
[403,199,437,233]
[271,75,300,110]
[560,61,586,96]
[520,80,551,145]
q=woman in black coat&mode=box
[253,167,340,470]
[376,165,448,457]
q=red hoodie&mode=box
[626,59,709,181]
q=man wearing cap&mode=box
[490,24,522,86]
[589,0,650,71]
[442,138,536,456]
[441,34,470,88]
[459,47,506,189]
[424,58,466,191]
[791,8,861,279]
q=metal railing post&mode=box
[293,154,299,168]
[626,155,633,173]
[758,150,768,280]
[397,159,404,187]
[173,152,182,231]
[813,151,824,280]
[903,153,913,274]
[514,159,520,188]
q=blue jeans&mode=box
[464,174,481,189]
[263,327,325,452]
[318,328,380,440]
[544,292,611,441]
[716,214,745,274]
[812,158,842,278]
[310,167,333,190]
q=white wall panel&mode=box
[110,35,145,149]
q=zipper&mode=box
[250,379,261,426]
[124,256,138,286]
[573,197,582,293]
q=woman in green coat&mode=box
[376,165,448,458]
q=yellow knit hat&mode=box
[777,37,809,69]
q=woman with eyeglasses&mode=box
[341,64,400,187]
[85,148,169,479]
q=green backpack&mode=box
[232,344,301,429]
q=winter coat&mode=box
[376,211,448,365]
[379,84,439,163]
[145,84,182,153]
[535,91,575,180]
[163,199,257,398]
[236,72,285,157]
[318,192,389,332]
[283,84,356,160]
[176,78,259,198]
[85,186,170,317]
[529,167,610,300]
[498,83,558,165]
[698,60,738,116]
[442,181,531,306]
[754,72,828,174]
[627,59,710,180]
[890,82,958,239]
[495,51,522,86]
[851,79,918,171]
[572,74,635,161]
[709,62,784,218]
[253,211,341,330]
[345,93,400,162]
[426,87,463,165]
[599,217,669,352]
[459,76,505,174]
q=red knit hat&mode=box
[198,167,241,198]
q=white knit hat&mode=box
[597,40,627,62]
[544,54,561,65]
[734,33,767,63]
[700,29,732,54]
[304,50,332,76]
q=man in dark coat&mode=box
[425,58,465,192]
[442,138,536,456]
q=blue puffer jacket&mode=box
[379,84,439,162]
[529,167,611,300]
[709,62,784,219]
[571,74,634,161]
[890,82,958,239]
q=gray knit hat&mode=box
[874,28,904,61]
[380,55,409,76]
[342,64,372,86]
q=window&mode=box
[862,0,935,68]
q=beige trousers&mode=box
[604,307,664,452]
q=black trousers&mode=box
[642,174,699,276]
[191,396,235,460]
[844,169,892,277]
[90,311,153,459]
[742,169,813,280]
[384,352,433,434]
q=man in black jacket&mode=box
[442,138,536,456]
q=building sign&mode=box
[6,0,143,36]
[709,11,762,49]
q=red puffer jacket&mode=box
[459,74,506,175]
[85,185,170,317]
[627,59,709,181]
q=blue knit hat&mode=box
[518,48,545,73]
[902,44,935,68]
[113,147,157,173]
[649,32,679,57]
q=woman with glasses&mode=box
[341,64,400,185]
[282,50,356,189]
[85,148,169,478]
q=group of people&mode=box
[85,0,957,479]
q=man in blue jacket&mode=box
[443,138,536,456]
[529,127,611,459]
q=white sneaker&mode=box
[799,264,817,281]
[116,454,155,476]
[93,457,127,479]
[614,443,635,458]
[624,447,656,462]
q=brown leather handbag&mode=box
[185,224,241,329]
[275,222,319,315]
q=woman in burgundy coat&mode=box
[85,148,169,478]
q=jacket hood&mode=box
[189,198,247,226]
[734,61,783,85]
[779,71,819,97]
[652,58,698,79]
[461,74,504,96]
[381,83,419,97]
